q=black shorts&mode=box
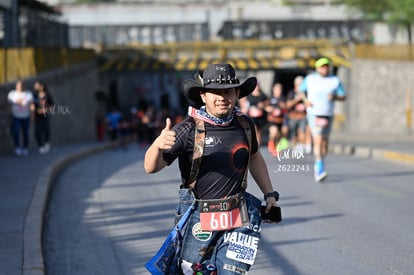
[251,116,267,128]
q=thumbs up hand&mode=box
[154,117,176,150]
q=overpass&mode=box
[98,38,352,72]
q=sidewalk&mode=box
[330,132,414,166]
[0,133,413,275]
[0,142,115,275]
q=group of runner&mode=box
[239,57,346,183]
[239,76,311,156]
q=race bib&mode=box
[295,103,306,112]
[248,106,263,118]
[225,232,259,265]
[315,116,330,128]
[199,195,249,231]
[271,108,282,117]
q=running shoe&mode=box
[305,143,312,154]
[267,140,275,155]
[43,143,50,153]
[295,143,305,155]
[277,137,289,151]
[21,149,29,156]
[315,170,328,182]
[314,160,328,182]
[15,147,22,156]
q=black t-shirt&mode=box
[247,93,268,120]
[163,115,258,199]
[33,93,54,120]
[247,93,267,107]
[268,96,286,118]
[286,89,306,113]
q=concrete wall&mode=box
[0,62,102,154]
[341,59,414,136]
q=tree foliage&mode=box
[387,0,414,44]
[335,0,414,44]
[333,0,390,20]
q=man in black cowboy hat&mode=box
[144,64,279,274]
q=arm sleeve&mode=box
[336,81,346,96]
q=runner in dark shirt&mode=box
[265,83,288,156]
[239,83,268,146]
[144,64,279,274]
[286,76,309,154]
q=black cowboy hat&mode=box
[182,64,257,105]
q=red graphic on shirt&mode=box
[231,143,249,171]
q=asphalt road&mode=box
[43,145,414,275]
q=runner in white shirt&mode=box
[299,57,346,182]
[7,80,34,156]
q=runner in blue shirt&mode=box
[299,57,346,182]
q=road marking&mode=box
[381,150,414,165]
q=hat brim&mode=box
[182,77,257,105]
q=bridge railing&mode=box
[101,39,352,71]
[2,41,413,84]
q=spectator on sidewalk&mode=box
[33,80,54,154]
[105,106,123,141]
[299,57,346,182]
[7,80,34,156]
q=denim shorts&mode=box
[176,189,263,274]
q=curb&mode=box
[330,143,414,166]
[22,142,117,275]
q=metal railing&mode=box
[100,38,352,71]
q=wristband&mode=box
[264,191,279,201]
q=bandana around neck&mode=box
[188,106,241,126]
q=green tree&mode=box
[387,0,414,44]
[335,0,414,44]
[333,0,390,21]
